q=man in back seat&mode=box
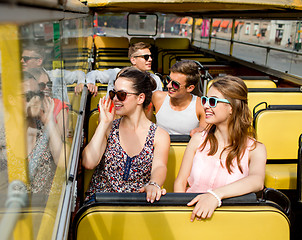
[81,42,162,96]
[152,60,206,136]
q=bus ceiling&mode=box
[84,0,302,19]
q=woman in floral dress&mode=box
[83,67,170,203]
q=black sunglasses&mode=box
[133,54,152,61]
[24,91,44,102]
[22,56,40,62]
[165,75,181,90]
[109,89,139,101]
[38,81,52,90]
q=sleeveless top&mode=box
[155,94,199,135]
[85,118,157,200]
[186,132,255,193]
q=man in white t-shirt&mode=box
[78,42,163,96]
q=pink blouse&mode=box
[186,132,255,193]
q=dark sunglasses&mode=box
[109,89,139,101]
[201,96,230,108]
[22,56,40,62]
[24,91,44,102]
[38,81,52,90]
[133,54,152,61]
[165,75,181,90]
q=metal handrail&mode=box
[195,37,302,56]
[194,37,302,66]
[55,86,88,240]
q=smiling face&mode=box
[130,48,152,72]
[112,77,142,116]
[166,72,194,98]
[203,86,232,126]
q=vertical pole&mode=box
[209,18,213,49]
[230,19,236,56]
[191,18,196,44]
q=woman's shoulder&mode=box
[248,138,267,159]
[192,130,208,140]
[188,130,208,148]
[154,125,170,143]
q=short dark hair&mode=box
[170,60,200,87]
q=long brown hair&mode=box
[200,75,255,174]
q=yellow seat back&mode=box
[164,142,187,192]
[75,202,289,240]
[83,110,100,197]
[90,83,108,111]
[155,37,190,73]
[248,89,302,115]
[254,107,302,189]
[94,36,129,49]
[130,37,155,45]
[206,79,277,95]
[255,109,302,160]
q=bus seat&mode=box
[168,55,216,75]
[265,164,297,189]
[155,37,191,73]
[94,36,129,49]
[155,37,190,49]
[253,106,302,189]
[90,83,108,111]
[95,58,131,69]
[87,36,93,51]
[130,37,155,45]
[248,88,302,116]
[94,37,129,68]
[88,110,99,143]
[164,141,188,192]
[73,193,290,240]
[160,50,196,75]
[244,79,276,88]
[82,110,101,197]
[206,79,277,95]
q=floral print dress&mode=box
[85,118,157,201]
[28,119,56,195]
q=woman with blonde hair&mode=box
[174,75,267,221]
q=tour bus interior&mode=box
[0,0,302,239]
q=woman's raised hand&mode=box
[98,96,115,124]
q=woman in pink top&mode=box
[174,75,267,221]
